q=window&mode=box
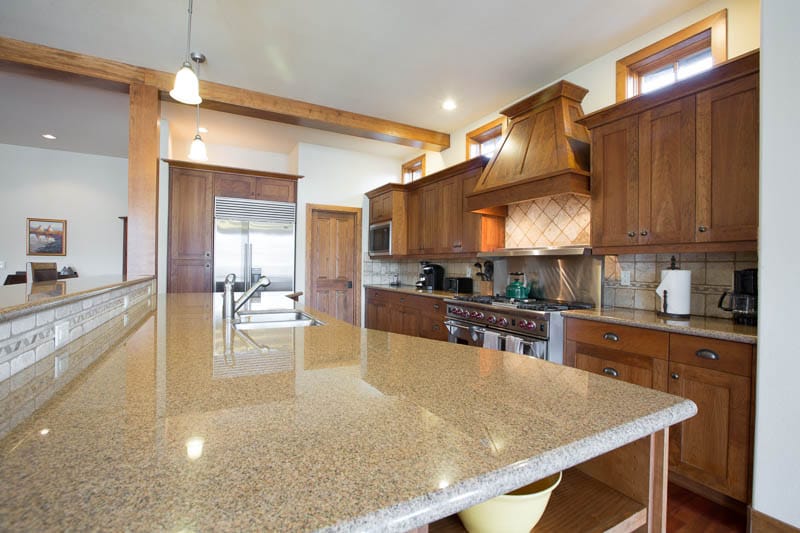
[466,117,505,159]
[401,154,425,183]
[616,10,727,101]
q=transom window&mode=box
[616,10,727,101]
[466,117,505,159]
[401,155,425,183]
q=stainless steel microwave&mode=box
[369,222,391,256]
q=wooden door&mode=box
[168,167,213,292]
[306,205,361,325]
[638,96,696,245]
[590,116,639,248]
[695,74,759,243]
[668,361,751,501]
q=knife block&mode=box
[479,281,493,296]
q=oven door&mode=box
[444,319,483,346]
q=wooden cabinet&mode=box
[667,334,754,502]
[565,317,755,504]
[565,319,669,391]
[366,185,408,256]
[365,289,447,342]
[581,51,759,254]
[168,167,214,292]
[369,192,393,224]
[368,156,504,258]
[166,160,301,293]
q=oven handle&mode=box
[472,327,544,348]
[444,320,482,342]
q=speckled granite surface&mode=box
[562,308,757,344]
[0,275,155,321]
[364,284,471,299]
[0,293,695,532]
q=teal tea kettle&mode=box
[505,272,529,299]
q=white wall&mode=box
[753,0,799,526]
[0,143,127,277]
[293,143,400,314]
[426,0,761,170]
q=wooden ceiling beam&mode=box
[0,36,450,151]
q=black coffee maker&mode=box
[718,268,757,325]
[415,262,444,290]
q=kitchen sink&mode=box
[234,309,324,329]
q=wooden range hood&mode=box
[465,80,591,213]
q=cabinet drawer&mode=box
[669,334,753,377]
[575,352,658,389]
[567,318,668,359]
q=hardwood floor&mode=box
[668,483,747,532]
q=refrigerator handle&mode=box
[247,243,253,290]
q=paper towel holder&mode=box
[656,256,691,320]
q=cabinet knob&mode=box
[698,226,708,233]
[205,251,211,258]
[602,332,619,342]
[433,304,440,310]
[671,372,680,380]
[640,230,648,236]
[602,367,619,378]
[627,231,636,238]
[205,263,211,269]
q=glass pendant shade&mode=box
[188,134,208,161]
[170,62,202,105]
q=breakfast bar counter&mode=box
[0,293,695,531]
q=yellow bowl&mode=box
[457,471,562,533]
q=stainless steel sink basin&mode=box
[234,309,324,329]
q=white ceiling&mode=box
[0,0,709,158]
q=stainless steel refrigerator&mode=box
[213,197,296,294]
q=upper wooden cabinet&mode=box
[580,51,759,254]
[367,157,505,258]
[213,171,297,202]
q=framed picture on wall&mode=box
[27,218,67,256]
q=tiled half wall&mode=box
[363,255,480,286]
[603,252,758,319]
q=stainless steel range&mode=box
[444,295,593,364]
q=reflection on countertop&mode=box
[0,292,694,532]
[562,307,757,343]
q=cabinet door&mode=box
[369,192,392,224]
[439,177,463,252]
[638,96,696,245]
[255,177,296,203]
[168,168,213,293]
[406,189,422,253]
[668,361,751,501]
[695,74,759,243]
[590,116,639,247]
[419,183,440,253]
[214,174,255,199]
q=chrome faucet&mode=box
[223,274,272,319]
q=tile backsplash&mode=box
[603,252,758,319]
[506,194,590,248]
[363,255,480,286]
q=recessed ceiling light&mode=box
[198,126,208,133]
[42,134,56,140]
[442,99,457,111]
[39,428,50,435]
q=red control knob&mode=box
[475,312,485,320]
[469,311,478,318]
[519,320,528,328]
[487,316,497,324]
[498,318,509,327]
[526,321,536,330]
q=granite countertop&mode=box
[0,275,155,321]
[0,293,695,532]
[562,308,757,344]
[364,284,474,299]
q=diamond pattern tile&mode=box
[506,194,590,247]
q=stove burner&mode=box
[452,295,593,311]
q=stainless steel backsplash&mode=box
[491,255,603,306]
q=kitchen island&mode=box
[0,292,695,532]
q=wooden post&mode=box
[127,83,160,277]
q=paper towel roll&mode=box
[655,269,691,317]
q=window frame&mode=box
[465,117,506,159]
[401,154,426,184]
[616,9,727,101]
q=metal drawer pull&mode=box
[603,367,619,378]
[433,304,440,310]
[603,332,619,342]
[695,349,720,361]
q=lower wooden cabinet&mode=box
[565,317,755,503]
[365,289,447,342]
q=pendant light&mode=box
[187,53,208,162]
[170,0,202,105]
